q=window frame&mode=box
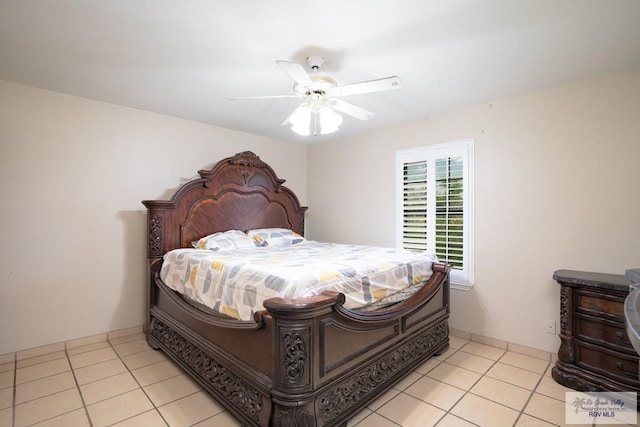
[395,138,474,289]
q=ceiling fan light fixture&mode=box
[318,106,343,135]
[287,103,343,136]
[288,104,312,136]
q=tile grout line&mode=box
[366,342,558,427]
[368,345,465,426]
[116,338,238,426]
[65,345,95,427]
[510,361,551,427]
[17,347,102,427]
[466,350,567,427]
[495,355,555,427]
[363,343,493,427]
[106,335,175,427]
[463,346,571,426]
[66,336,169,426]
[414,343,497,426]
[104,334,291,427]
[144,339,257,426]
[11,352,16,427]
[13,356,83,427]
[10,335,165,427]
[434,344,504,426]
[365,410,404,426]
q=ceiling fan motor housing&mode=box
[294,75,336,95]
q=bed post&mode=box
[265,296,336,426]
[142,205,167,336]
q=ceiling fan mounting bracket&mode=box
[305,55,324,71]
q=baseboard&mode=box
[449,327,554,362]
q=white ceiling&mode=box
[1,0,639,144]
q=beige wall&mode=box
[2,66,639,355]
[307,67,640,352]
[0,81,307,354]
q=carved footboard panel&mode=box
[148,314,273,425]
[312,320,448,426]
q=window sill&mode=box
[450,282,473,291]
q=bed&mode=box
[142,151,451,426]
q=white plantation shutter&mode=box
[396,139,474,288]
[435,156,464,268]
[402,160,428,251]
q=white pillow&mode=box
[194,230,256,251]
[246,228,305,247]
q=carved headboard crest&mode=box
[228,151,266,168]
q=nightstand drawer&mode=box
[576,315,634,353]
[577,293,625,318]
[577,342,639,383]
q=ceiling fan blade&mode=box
[331,76,402,97]
[227,94,301,101]
[328,99,374,121]
[276,60,313,90]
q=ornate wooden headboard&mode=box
[142,151,308,263]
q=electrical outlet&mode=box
[545,320,556,334]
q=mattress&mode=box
[160,241,436,321]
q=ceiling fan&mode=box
[227,56,403,136]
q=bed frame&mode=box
[142,151,451,426]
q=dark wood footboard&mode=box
[147,261,449,427]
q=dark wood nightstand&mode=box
[552,270,640,392]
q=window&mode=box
[396,139,474,288]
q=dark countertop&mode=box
[553,269,633,292]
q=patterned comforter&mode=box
[160,241,437,321]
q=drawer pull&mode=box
[615,330,630,343]
[614,360,636,376]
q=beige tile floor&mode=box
[0,331,636,427]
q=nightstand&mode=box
[552,270,640,392]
